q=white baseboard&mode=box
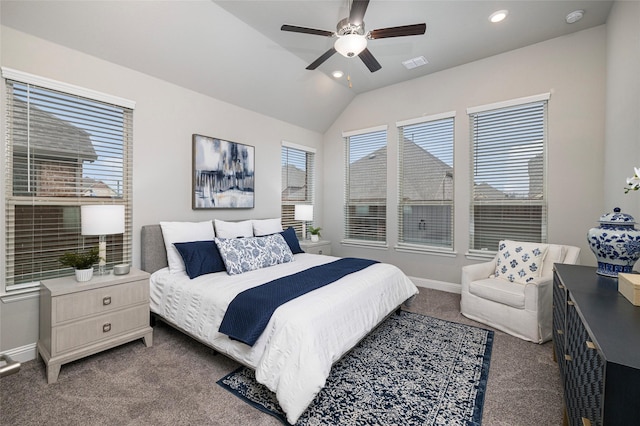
[409,276,461,294]
[2,343,37,363]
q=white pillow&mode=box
[252,218,283,236]
[215,234,294,275]
[214,219,254,238]
[160,221,215,274]
[494,240,549,284]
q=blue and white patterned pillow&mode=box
[494,240,549,284]
[214,234,294,275]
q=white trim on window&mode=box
[342,124,388,138]
[1,67,136,110]
[282,140,317,154]
[396,111,456,128]
[467,92,550,115]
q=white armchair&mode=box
[461,242,580,343]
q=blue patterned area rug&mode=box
[217,310,494,426]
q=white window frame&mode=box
[2,68,135,294]
[281,141,316,238]
[467,93,550,257]
[396,111,456,255]
[342,125,388,248]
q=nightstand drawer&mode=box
[52,279,148,324]
[52,304,149,355]
[299,240,332,255]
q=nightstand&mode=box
[299,240,332,255]
[38,267,153,383]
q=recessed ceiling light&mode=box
[489,10,509,23]
[566,10,584,24]
[402,56,428,70]
[332,70,344,78]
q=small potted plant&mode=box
[308,226,322,242]
[59,247,100,282]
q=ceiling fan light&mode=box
[334,34,367,58]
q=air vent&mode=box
[402,56,428,70]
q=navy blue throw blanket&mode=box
[218,257,379,346]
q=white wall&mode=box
[322,26,607,284]
[0,26,324,358]
[604,1,640,217]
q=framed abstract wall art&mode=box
[192,134,255,209]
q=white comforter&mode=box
[149,253,418,423]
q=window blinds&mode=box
[469,99,547,252]
[397,115,454,249]
[4,77,133,289]
[344,127,387,243]
[281,143,315,236]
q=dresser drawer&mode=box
[51,304,149,356]
[52,279,148,324]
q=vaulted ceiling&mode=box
[1,1,613,133]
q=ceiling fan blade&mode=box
[306,48,337,70]
[358,48,381,72]
[349,0,369,26]
[281,24,334,37]
[369,23,427,39]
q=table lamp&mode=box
[81,205,125,275]
[294,204,313,240]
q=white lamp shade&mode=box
[334,34,367,58]
[81,205,125,236]
[294,204,314,221]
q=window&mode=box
[344,125,387,244]
[397,113,455,250]
[3,68,134,291]
[468,94,549,253]
[281,141,315,236]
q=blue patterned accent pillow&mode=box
[494,240,549,284]
[215,234,295,275]
[174,240,226,279]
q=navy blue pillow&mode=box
[174,240,226,279]
[280,227,304,254]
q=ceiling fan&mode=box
[281,0,426,73]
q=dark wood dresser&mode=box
[553,264,640,426]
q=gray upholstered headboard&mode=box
[141,224,168,274]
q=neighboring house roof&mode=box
[11,99,97,162]
[348,140,454,202]
[401,140,453,201]
[282,163,309,201]
[473,182,508,199]
[82,178,118,197]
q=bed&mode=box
[140,223,419,424]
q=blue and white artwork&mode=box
[193,134,254,209]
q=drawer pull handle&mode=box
[564,354,573,361]
[582,418,592,426]
[103,296,111,306]
[103,323,112,333]
[586,341,596,350]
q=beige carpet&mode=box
[0,288,563,425]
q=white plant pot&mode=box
[75,268,94,282]
[311,234,319,242]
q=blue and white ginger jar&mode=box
[587,207,640,277]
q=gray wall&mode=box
[322,25,608,284]
[604,1,640,216]
[0,26,324,359]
